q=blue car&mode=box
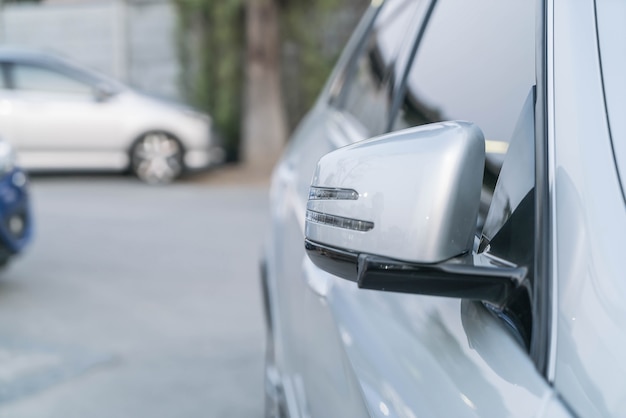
[0,140,32,267]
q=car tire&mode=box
[130,132,184,184]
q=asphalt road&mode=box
[0,174,269,417]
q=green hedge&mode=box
[175,0,367,160]
[176,0,244,161]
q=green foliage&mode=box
[176,0,368,158]
[279,0,368,130]
[175,0,244,161]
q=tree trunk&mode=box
[242,0,287,172]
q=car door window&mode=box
[392,0,535,151]
[393,0,535,230]
[391,0,538,349]
[337,0,428,136]
[11,64,92,96]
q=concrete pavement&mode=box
[0,170,269,417]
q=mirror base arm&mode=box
[304,239,526,306]
[357,254,526,306]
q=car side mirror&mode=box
[93,83,116,102]
[304,121,526,306]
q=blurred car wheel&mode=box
[130,132,183,184]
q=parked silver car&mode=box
[262,0,625,417]
[0,48,224,183]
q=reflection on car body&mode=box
[262,0,626,417]
[0,48,225,184]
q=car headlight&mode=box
[0,141,16,174]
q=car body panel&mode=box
[551,0,626,416]
[268,105,355,416]
[595,0,626,197]
[308,276,555,417]
[1,88,129,169]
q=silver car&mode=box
[0,48,224,183]
[262,0,625,417]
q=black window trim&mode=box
[386,0,438,132]
[327,4,382,108]
[531,0,552,377]
[330,0,438,135]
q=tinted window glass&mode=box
[339,0,426,136]
[12,64,92,95]
[393,0,534,149]
[391,0,537,348]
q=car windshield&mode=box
[595,1,626,202]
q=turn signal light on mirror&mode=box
[305,209,374,232]
[308,186,359,201]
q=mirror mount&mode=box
[305,238,526,307]
[305,238,359,280]
[93,83,117,102]
[356,253,526,307]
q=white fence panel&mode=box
[0,0,181,100]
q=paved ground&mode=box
[183,164,272,187]
[0,166,270,417]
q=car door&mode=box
[267,1,432,415]
[270,0,574,417]
[2,61,125,168]
[549,0,626,416]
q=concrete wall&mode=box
[0,0,181,100]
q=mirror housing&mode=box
[306,121,485,264]
[93,83,117,102]
[304,121,524,304]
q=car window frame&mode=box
[326,4,382,107]
[533,0,553,379]
[329,0,435,136]
[385,0,437,132]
